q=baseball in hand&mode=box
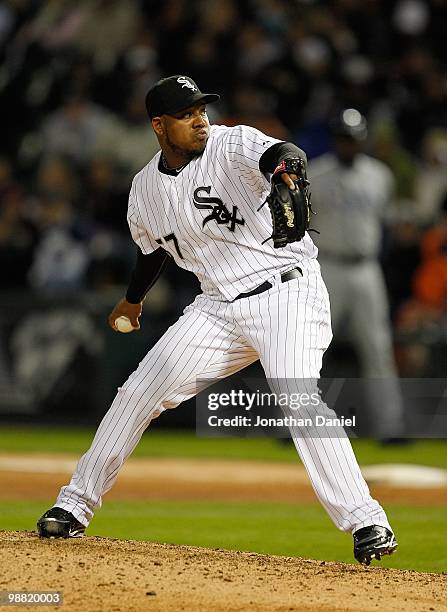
[115,316,135,333]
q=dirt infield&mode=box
[1,453,446,505]
[1,531,446,612]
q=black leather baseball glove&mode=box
[260,158,314,248]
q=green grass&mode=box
[2,500,446,573]
[0,426,446,467]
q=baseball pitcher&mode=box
[37,76,397,565]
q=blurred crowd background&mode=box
[1,0,447,422]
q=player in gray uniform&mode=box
[37,77,397,565]
[309,109,405,440]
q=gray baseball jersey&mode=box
[309,152,394,259]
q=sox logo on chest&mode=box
[193,186,245,232]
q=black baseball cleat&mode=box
[37,507,85,539]
[353,525,397,565]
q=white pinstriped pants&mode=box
[57,267,391,533]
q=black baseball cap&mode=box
[145,75,220,119]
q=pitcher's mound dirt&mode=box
[1,531,445,612]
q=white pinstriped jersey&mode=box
[127,124,318,301]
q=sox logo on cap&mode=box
[177,76,197,91]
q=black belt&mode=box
[233,267,302,301]
[319,251,373,265]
